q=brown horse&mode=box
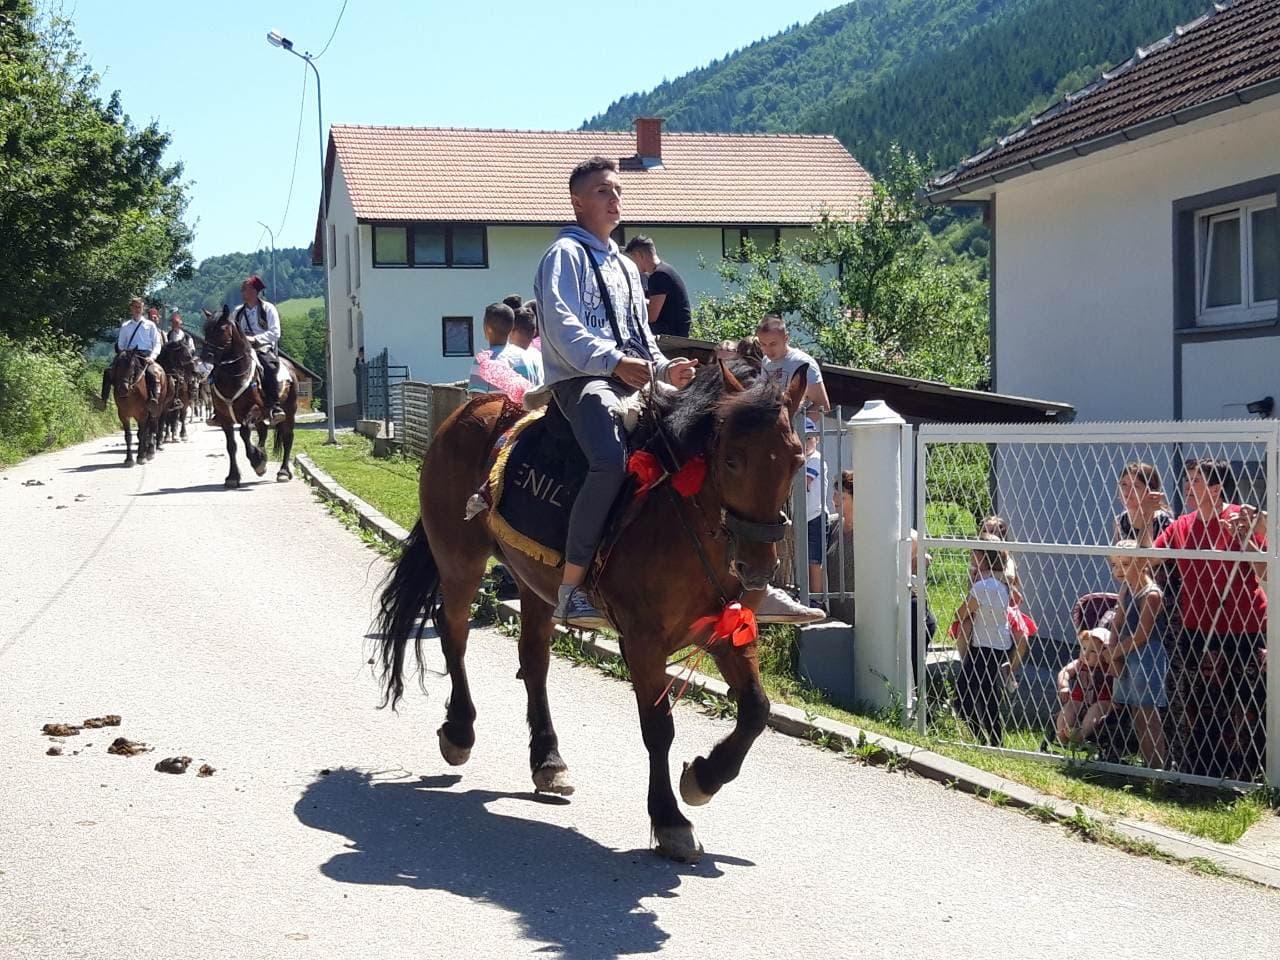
[375,362,806,862]
[201,306,298,488]
[109,350,170,466]
[157,341,195,443]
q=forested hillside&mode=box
[586,0,1213,175]
[156,247,324,315]
[584,0,1032,134]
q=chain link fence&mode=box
[917,421,1279,788]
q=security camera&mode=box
[1246,396,1274,418]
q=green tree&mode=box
[694,147,989,388]
[0,2,193,344]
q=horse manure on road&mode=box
[46,746,63,757]
[196,764,216,778]
[107,737,152,756]
[154,756,192,775]
[83,715,121,729]
[41,723,80,737]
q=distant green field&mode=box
[277,297,323,321]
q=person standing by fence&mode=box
[1153,458,1268,779]
[952,534,1014,746]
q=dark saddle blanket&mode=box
[487,404,590,567]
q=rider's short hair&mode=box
[501,294,524,313]
[484,302,515,336]
[130,296,144,307]
[569,156,618,193]
[624,235,657,257]
[755,315,787,336]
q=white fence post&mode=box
[851,400,908,712]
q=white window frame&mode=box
[1194,196,1277,326]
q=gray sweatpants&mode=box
[553,377,635,568]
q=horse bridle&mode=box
[203,319,256,407]
[644,372,792,604]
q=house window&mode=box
[442,316,474,357]
[354,230,362,289]
[344,233,352,297]
[346,306,353,349]
[1195,197,1278,325]
[373,225,408,266]
[722,226,781,261]
[372,223,489,268]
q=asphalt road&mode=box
[2,425,1276,960]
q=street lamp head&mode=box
[266,30,293,51]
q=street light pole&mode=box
[267,29,337,444]
[255,220,277,297]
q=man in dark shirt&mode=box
[624,235,692,338]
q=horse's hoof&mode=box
[532,764,575,796]
[224,477,239,490]
[680,760,715,807]
[653,824,703,864]
[253,461,267,477]
[124,459,135,468]
[438,727,472,766]
[276,471,290,483]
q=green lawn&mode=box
[291,431,1274,845]
[292,430,421,531]
[277,297,323,322]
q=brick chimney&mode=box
[634,117,664,163]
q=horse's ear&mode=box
[219,304,230,321]
[784,366,809,417]
[202,308,213,320]
[720,359,745,394]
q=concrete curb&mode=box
[294,450,1280,889]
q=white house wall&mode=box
[324,159,361,414]
[994,101,1280,421]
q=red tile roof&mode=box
[325,125,873,225]
[928,0,1280,200]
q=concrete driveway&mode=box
[1,425,1276,959]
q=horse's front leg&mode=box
[680,643,770,808]
[240,422,266,477]
[122,420,134,467]
[628,643,701,863]
[222,423,241,488]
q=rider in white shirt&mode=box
[99,296,162,407]
[166,310,196,357]
[233,275,285,425]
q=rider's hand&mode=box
[614,357,652,389]
[667,357,700,388]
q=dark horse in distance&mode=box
[375,361,807,861]
[201,306,298,488]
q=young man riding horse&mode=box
[234,276,286,426]
[98,296,162,408]
[534,156,699,629]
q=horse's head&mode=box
[200,305,234,365]
[659,360,807,592]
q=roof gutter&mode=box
[922,75,1280,205]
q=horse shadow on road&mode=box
[132,482,256,496]
[295,768,750,958]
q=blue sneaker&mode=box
[553,587,612,632]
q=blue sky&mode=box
[63,0,842,263]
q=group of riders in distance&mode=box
[96,276,300,485]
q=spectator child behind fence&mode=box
[1055,627,1116,747]
[952,534,1014,746]
[1107,540,1168,768]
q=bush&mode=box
[0,334,116,466]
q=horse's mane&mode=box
[652,358,784,460]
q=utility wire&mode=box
[274,63,309,239]
[312,0,350,60]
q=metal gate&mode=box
[364,348,410,437]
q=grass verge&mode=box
[295,432,1277,847]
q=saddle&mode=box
[485,402,595,567]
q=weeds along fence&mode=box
[917,420,1280,789]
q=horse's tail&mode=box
[374,518,441,710]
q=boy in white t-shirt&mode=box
[804,418,828,595]
[755,315,830,413]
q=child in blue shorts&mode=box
[1108,539,1169,768]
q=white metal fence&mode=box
[916,420,1279,788]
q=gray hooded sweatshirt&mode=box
[533,225,672,388]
